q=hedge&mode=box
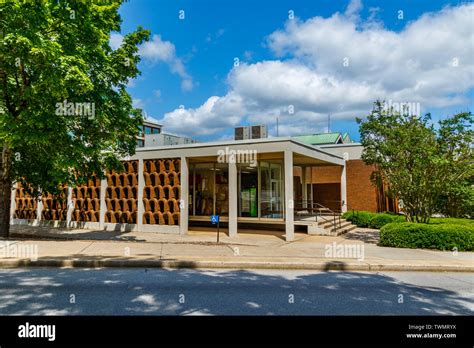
[342,211,406,228]
[379,222,474,251]
[342,211,473,229]
[342,211,374,227]
[368,213,406,229]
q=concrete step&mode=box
[330,224,358,235]
[329,220,353,230]
[319,218,348,229]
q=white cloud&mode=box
[139,35,194,91]
[344,0,363,22]
[111,33,194,92]
[159,2,473,137]
[132,98,144,109]
[109,33,123,50]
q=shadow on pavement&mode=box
[0,267,471,315]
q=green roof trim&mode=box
[293,132,343,145]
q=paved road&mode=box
[0,268,472,315]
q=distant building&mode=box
[137,120,196,147]
[144,132,197,147]
[137,120,162,147]
[235,125,268,140]
[293,132,352,145]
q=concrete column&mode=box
[36,190,43,223]
[99,176,107,229]
[179,156,189,235]
[10,183,17,223]
[137,160,145,231]
[228,160,238,237]
[340,163,348,213]
[301,166,306,208]
[66,187,73,227]
[284,150,294,241]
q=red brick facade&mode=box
[294,160,382,212]
[346,160,378,212]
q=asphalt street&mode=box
[0,268,472,315]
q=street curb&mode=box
[0,258,473,272]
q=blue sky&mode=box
[113,0,473,142]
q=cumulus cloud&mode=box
[159,2,473,137]
[139,35,194,91]
[109,33,124,50]
[110,33,194,91]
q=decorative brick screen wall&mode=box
[42,186,68,221]
[105,161,138,224]
[143,159,180,225]
[14,183,37,219]
[72,176,101,222]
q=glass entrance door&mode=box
[238,165,258,217]
[260,161,283,218]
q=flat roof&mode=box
[143,119,163,127]
[132,137,345,165]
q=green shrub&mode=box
[379,222,474,251]
[368,213,405,229]
[343,211,375,227]
[428,217,474,225]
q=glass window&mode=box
[215,163,228,216]
[238,164,258,217]
[193,164,215,216]
[190,163,229,217]
[260,161,283,218]
[144,126,152,134]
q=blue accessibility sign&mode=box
[210,215,220,224]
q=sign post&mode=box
[210,215,220,243]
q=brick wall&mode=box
[294,160,378,212]
[346,160,377,212]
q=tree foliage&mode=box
[0,0,150,236]
[358,101,473,222]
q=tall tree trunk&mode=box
[0,144,12,238]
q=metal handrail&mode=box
[294,200,342,232]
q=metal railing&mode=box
[294,200,342,232]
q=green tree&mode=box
[358,101,473,223]
[0,1,150,237]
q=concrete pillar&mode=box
[228,160,238,237]
[137,159,145,231]
[10,183,17,223]
[284,150,294,241]
[301,166,306,208]
[341,163,347,213]
[66,187,73,227]
[179,156,189,235]
[99,176,107,229]
[36,190,43,223]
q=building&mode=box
[144,133,196,147]
[137,120,196,148]
[137,120,162,148]
[294,132,352,145]
[10,130,396,242]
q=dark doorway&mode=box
[312,183,341,212]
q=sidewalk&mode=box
[1,225,473,271]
